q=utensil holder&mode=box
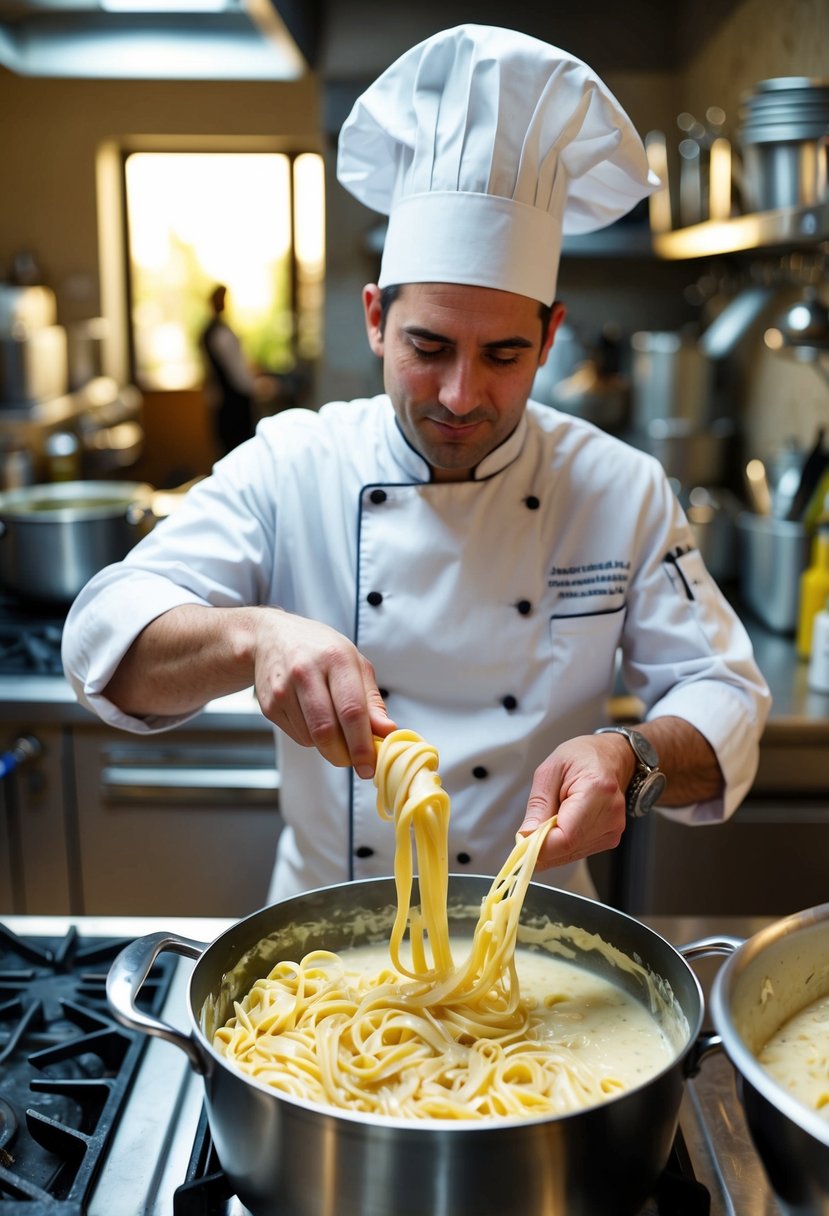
[736,512,811,633]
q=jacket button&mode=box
[354,845,374,859]
[472,765,488,779]
[525,495,540,510]
[502,694,518,712]
[369,488,387,504]
[457,852,471,864]
[516,599,532,615]
[367,591,383,607]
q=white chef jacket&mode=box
[62,396,770,902]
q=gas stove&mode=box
[0,596,64,677]
[0,916,784,1216]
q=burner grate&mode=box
[0,595,65,676]
[174,1106,236,1216]
[0,923,176,1215]
[0,624,64,675]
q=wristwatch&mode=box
[594,726,667,818]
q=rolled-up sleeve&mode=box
[62,568,207,732]
[62,441,276,733]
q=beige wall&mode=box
[0,71,321,326]
[682,0,829,120]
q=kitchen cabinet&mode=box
[70,724,281,917]
[0,725,74,914]
[617,789,829,917]
[0,692,282,918]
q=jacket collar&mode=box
[384,399,529,483]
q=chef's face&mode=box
[363,282,564,482]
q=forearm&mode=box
[104,603,262,717]
[104,603,395,775]
[627,716,723,805]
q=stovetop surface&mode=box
[0,919,786,1216]
[0,925,178,1213]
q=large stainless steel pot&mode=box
[0,479,155,603]
[107,876,730,1216]
[630,331,715,429]
[710,903,829,1215]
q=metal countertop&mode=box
[0,610,826,739]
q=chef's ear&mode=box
[538,302,567,367]
[363,284,385,356]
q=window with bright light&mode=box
[124,151,325,390]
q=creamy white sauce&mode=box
[758,993,829,1117]
[338,939,676,1097]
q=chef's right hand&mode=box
[251,609,396,778]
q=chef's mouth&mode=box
[427,416,489,437]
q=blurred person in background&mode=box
[200,284,258,455]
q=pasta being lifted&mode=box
[213,729,675,1120]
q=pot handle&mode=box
[677,935,744,1075]
[678,934,743,961]
[106,931,210,1075]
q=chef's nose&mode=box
[436,357,484,416]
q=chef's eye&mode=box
[487,349,521,366]
[411,341,446,359]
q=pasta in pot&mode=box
[213,729,674,1120]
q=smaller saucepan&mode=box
[0,479,156,604]
[709,902,829,1215]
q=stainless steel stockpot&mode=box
[0,479,155,603]
[710,902,829,1216]
[108,877,729,1216]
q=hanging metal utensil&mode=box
[785,427,828,522]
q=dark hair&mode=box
[209,284,227,312]
[378,284,553,338]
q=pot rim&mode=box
[186,875,705,1133]
[710,900,829,1148]
[0,479,154,520]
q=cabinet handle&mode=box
[100,766,280,806]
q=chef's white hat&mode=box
[337,24,657,305]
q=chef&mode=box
[62,25,770,903]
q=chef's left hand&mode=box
[518,734,633,870]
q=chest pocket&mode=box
[549,606,626,702]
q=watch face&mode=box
[638,770,667,813]
[629,729,659,769]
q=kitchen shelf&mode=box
[564,201,829,261]
[653,201,829,260]
[365,201,828,266]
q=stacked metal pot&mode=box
[739,77,829,213]
[627,330,739,581]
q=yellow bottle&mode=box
[796,517,829,660]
